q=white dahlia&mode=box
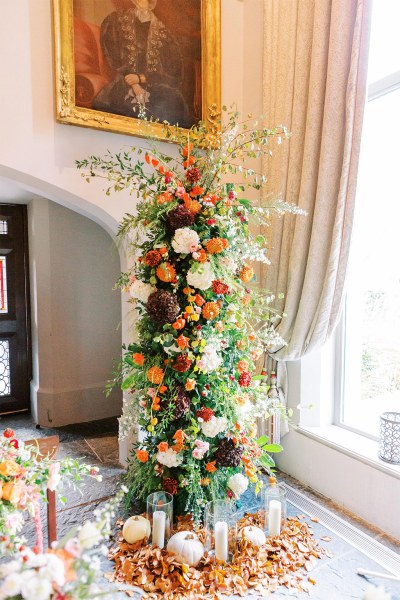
[227,473,249,498]
[201,416,228,438]
[187,262,214,291]
[171,227,200,254]
[129,280,156,303]
[156,448,183,468]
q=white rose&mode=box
[187,262,214,291]
[201,416,228,438]
[78,521,102,549]
[219,255,238,273]
[156,448,183,468]
[227,473,249,498]
[171,228,200,254]
[129,280,156,303]
[39,554,66,587]
[0,572,22,599]
[198,345,222,373]
[20,573,53,600]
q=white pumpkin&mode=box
[167,531,205,567]
[241,525,266,547]
[122,515,151,544]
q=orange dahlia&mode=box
[239,265,254,282]
[202,301,220,320]
[206,238,228,255]
[133,353,145,366]
[156,262,176,282]
[147,366,164,384]
[184,197,202,215]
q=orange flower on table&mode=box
[133,353,145,366]
[184,195,201,215]
[2,481,25,505]
[159,165,166,175]
[205,461,217,473]
[151,158,159,168]
[185,305,194,315]
[177,334,190,349]
[159,385,167,394]
[237,360,248,374]
[136,449,149,463]
[202,302,220,320]
[0,459,22,477]
[185,378,196,391]
[190,186,204,197]
[172,442,184,453]
[248,333,256,341]
[235,422,242,431]
[156,262,176,282]
[157,442,169,452]
[159,247,168,256]
[145,153,151,164]
[147,366,164,384]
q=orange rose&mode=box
[190,186,204,197]
[2,481,25,505]
[133,353,145,366]
[185,379,196,391]
[205,461,217,473]
[177,335,190,349]
[157,442,169,452]
[159,385,167,394]
[136,450,149,463]
[0,460,22,477]
[173,430,186,444]
[237,360,248,374]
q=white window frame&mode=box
[334,70,400,440]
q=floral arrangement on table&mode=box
[77,108,304,522]
[0,486,127,600]
[0,428,102,554]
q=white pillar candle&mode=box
[152,510,166,548]
[268,499,282,537]
[215,520,229,561]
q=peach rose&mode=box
[0,459,22,477]
[2,481,25,505]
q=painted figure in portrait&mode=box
[73,0,202,129]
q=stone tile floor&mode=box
[1,413,400,599]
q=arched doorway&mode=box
[0,176,123,427]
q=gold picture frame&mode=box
[52,0,221,141]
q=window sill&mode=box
[293,424,400,481]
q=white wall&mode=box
[0,0,263,236]
[28,198,122,426]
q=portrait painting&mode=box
[53,0,221,140]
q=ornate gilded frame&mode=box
[52,0,221,141]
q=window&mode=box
[338,0,400,438]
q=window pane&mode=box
[0,256,8,314]
[0,340,11,396]
[0,219,8,235]
[343,88,400,436]
[368,0,400,83]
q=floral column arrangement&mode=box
[77,112,303,522]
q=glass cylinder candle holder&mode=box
[262,482,287,537]
[146,491,173,549]
[204,499,237,563]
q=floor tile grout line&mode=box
[84,437,104,463]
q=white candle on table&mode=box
[152,510,166,548]
[215,520,229,561]
[268,499,282,536]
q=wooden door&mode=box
[0,205,31,414]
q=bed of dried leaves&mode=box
[107,512,332,599]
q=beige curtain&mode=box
[262,0,372,370]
